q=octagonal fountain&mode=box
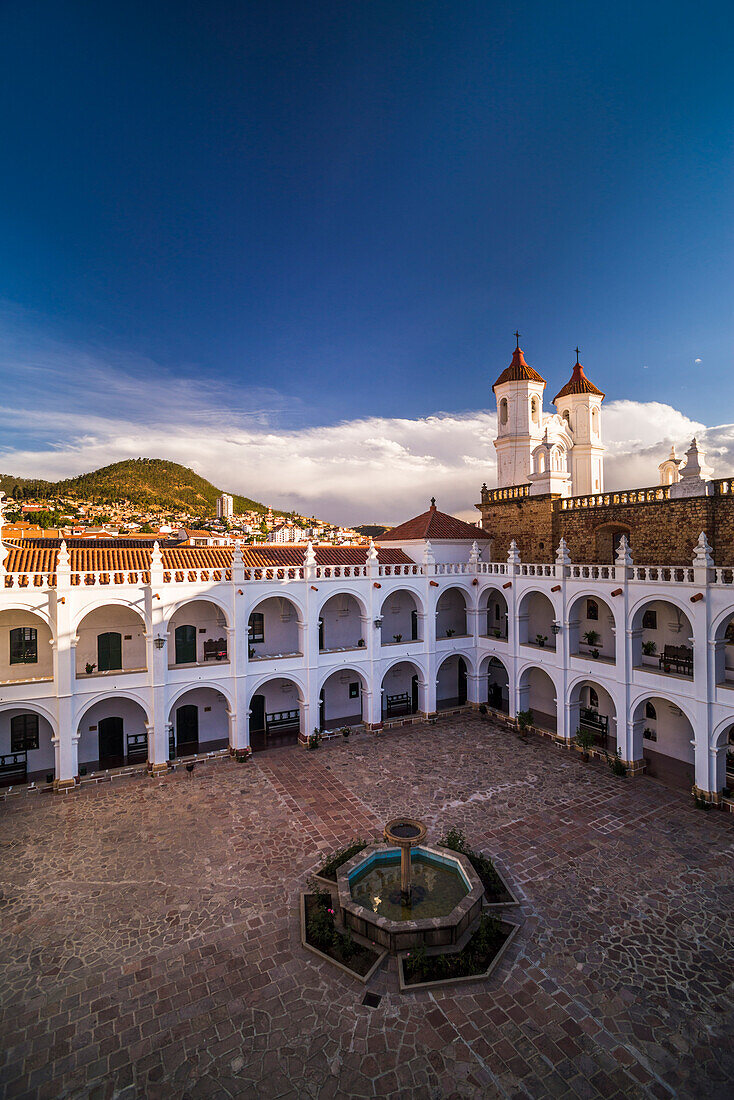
[336,817,485,953]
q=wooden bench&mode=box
[579,708,609,748]
[0,751,27,786]
[658,644,693,676]
[266,709,300,733]
[126,732,148,765]
[386,692,411,717]
[203,637,228,661]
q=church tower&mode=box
[552,350,605,496]
[493,336,546,488]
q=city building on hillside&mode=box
[271,523,305,543]
[217,493,234,520]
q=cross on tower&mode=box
[514,330,521,349]
[575,346,581,364]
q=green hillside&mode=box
[0,459,279,516]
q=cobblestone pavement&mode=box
[1,714,732,1100]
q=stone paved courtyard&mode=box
[1,713,732,1100]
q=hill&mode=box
[0,459,280,517]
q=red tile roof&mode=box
[553,359,605,403]
[493,345,546,391]
[379,504,490,542]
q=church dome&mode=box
[492,342,546,392]
[553,353,605,402]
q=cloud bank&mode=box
[1,313,732,525]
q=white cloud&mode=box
[695,358,702,363]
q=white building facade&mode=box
[0,506,732,807]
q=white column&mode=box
[467,672,482,705]
[147,591,170,775]
[52,574,77,788]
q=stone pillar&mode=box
[52,554,77,789]
[147,580,170,775]
[467,672,483,706]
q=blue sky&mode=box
[0,1,732,522]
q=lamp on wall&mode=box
[373,616,383,628]
[153,637,166,649]
[551,620,561,635]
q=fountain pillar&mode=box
[383,817,427,903]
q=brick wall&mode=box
[479,486,734,566]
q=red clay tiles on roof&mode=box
[379,505,489,542]
[492,345,546,391]
[553,360,605,403]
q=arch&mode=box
[499,397,508,425]
[248,594,302,659]
[530,396,541,426]
[631,693,696,791]
[436,654,468,709]
[380,588,423,644]
[248,590,305,623]
[436,585,468,638]
[248,676,304,750]
[594,523,632,564]
[75,603,148,678]
[248,670,308,701]
[568,677,618,751]
[0,699,58,734]
[72,597,148,634]
[630,597,694,678]
[0,602,55,633]
[479,586,509,639]
[164,592,232,628]
[318,667,369,728]
[518,664,558,733]
[517,589,557,649]
[167,598,230,666]
[562,408,570,426]
[0,703,56,786]
[591,406,600,435]
[76,695,150,773]
[319,590,368,652]
[479,654,510,713]
[711,721,734,794]
[167,685,231,758]
[567,591,616,662]
[75,689,151,728]
[0,607,55,683]
[167,679,234,714]
[381,660,422,719]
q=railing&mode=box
[4,572,57,588]
[714,568,734,585]
[244,566,303,581]
[478,562,508,575]
[519,563,554,577]
[162,569,230,584]
[378,563,422,576]
[434,563,472,575]
[315,565,367,578]
[629,566,695,583]
[558,485,670,510]
[481,484,531,503]
[569,564,615,580]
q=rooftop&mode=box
[379,500,490,542]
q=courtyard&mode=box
[0,714,732,1100]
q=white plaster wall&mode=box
[638,601,694,670]
[320,595,364,649]
[380,591,418,643]
[570,597,615,657]
[525,667,556,716]
[0,611,53,681]
[0,709,55,774]
[437,656,462,703]
[639,699,695,763]
[249,597,300,656]
[254,678,300,716]
[381,662,417,702]
[321,674,363,722]
[481,592,508,637]
[76,607,147,674]
[436,590,467,638]
[77,697,149,766]
[168,600,228,665]
[525,593,556,649]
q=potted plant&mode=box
[516,709,533,739]
[592,648,600,660]
[607,749,627,777]
[85,662,96,674]
[535,634,548,648]
[493,629,501,639]
[641,640,657,658]
[248,645,256,658]
[235,747,253,763]
[478,703,487,716]
[307,728,322,751]
[583,629,600,648]
[574,726,596,761]
[446,628,455,638]
[340,725,351,738]
[393,633,403,643]
[357,638,365,647]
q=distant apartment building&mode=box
[217,493,234,520]
[271,523,304,544]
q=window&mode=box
[11,713,39,752]
[642,608,657,630]
[725,620,734,644]
[562,409,570,426]
[645,701,657,720]
[97,632,122,672]
[411,608,418,641]
[348,682,359,700]
[248,613,264,644]
[10,627,38,665]
[586,600,599,621]
[499,398,508,425]
[592,407,599,435]
[531,397,540,425]
[174,624,196,664]
[588,688,599,709]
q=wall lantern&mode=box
[373,616,383,628]
[551,620,561,636]
[153,637,166,649]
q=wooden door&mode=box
[97,632,122,672]
[176,704,199,757]
[175,625,196,665]
[98,716,124,768]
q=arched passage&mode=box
[632,694,695,791]
[480,655,510,713]
[568,594,616,664]
[569,679,617,752]
[437,654,468,710]
[518,666,557,733]
[319,668,368,729]
[713,724,734,795]
[518,591,556,650]
[381,661,421,719]
[632,599,694,680]
[249,677,303,751]
[168,600,229,667]
[76,605,147,678]
[0,704,55,786]
[436,587,468,639]
[319,592,366,652]
[77,696,150,773]
[479,588,508,640]
[380,589,421,645]
[168,686,230,759]
[248,596,302,659]
[713,611,734,687]
[0,608,54,684]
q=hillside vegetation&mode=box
[0,458,277,516]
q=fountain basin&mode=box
[337,843,484,954]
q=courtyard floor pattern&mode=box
[0,714,732,1099]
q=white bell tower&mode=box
[552,350,605,496]
[493,335,547,488]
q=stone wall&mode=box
[478,482,734,566]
